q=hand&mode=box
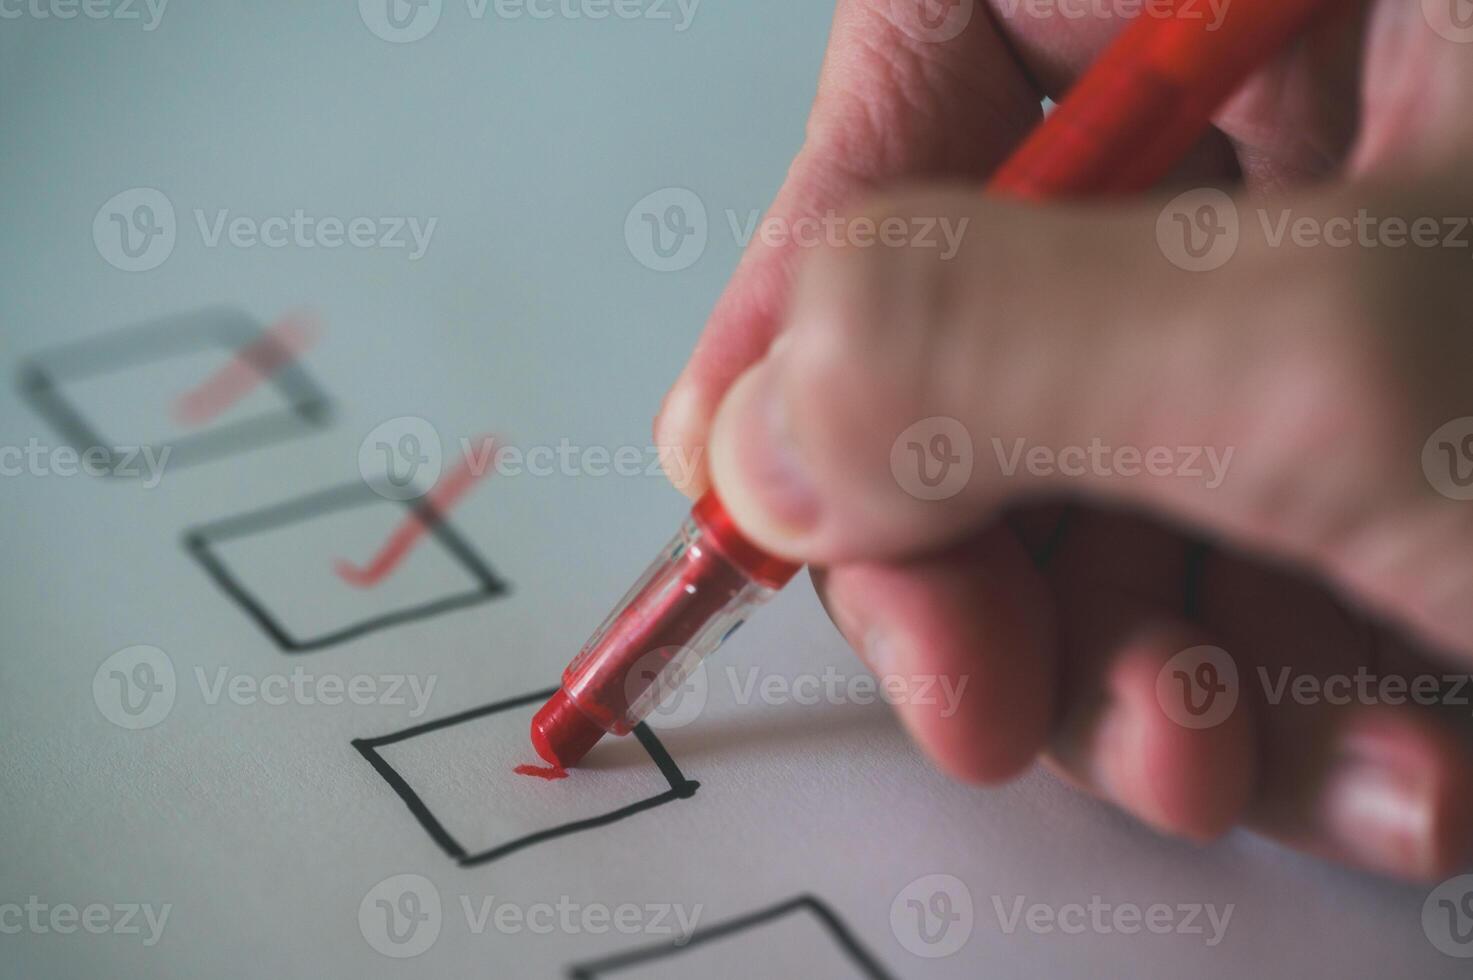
[655,0,1473,881]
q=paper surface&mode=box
[0,3,1462,977]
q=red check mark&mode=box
[172,312,322,427]
[334,436,496,588]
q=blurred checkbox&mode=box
[19,307,330,475]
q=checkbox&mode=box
[18,307,330,473]
[184,482,507,652]
[353,688,699,868]
[567,895,894,980]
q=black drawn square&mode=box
[184,482,507,652]
[353,688,699,868]
[18,307,331,473]
[567,895,893,979]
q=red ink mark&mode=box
[514,763,568,781]
[172,312,322,427]
[334,436,496,587]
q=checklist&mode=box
[9,10,1455,978]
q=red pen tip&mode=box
[530,689,606,769]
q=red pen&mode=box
[531,0,1342,769]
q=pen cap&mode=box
[561,493,798,735]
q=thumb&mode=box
[705,182,1473,654]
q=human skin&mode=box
[654,0,1473,880]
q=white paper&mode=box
[0,4,1460,977]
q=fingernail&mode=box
[1322,740,1436,878]
[712,359,821,537]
